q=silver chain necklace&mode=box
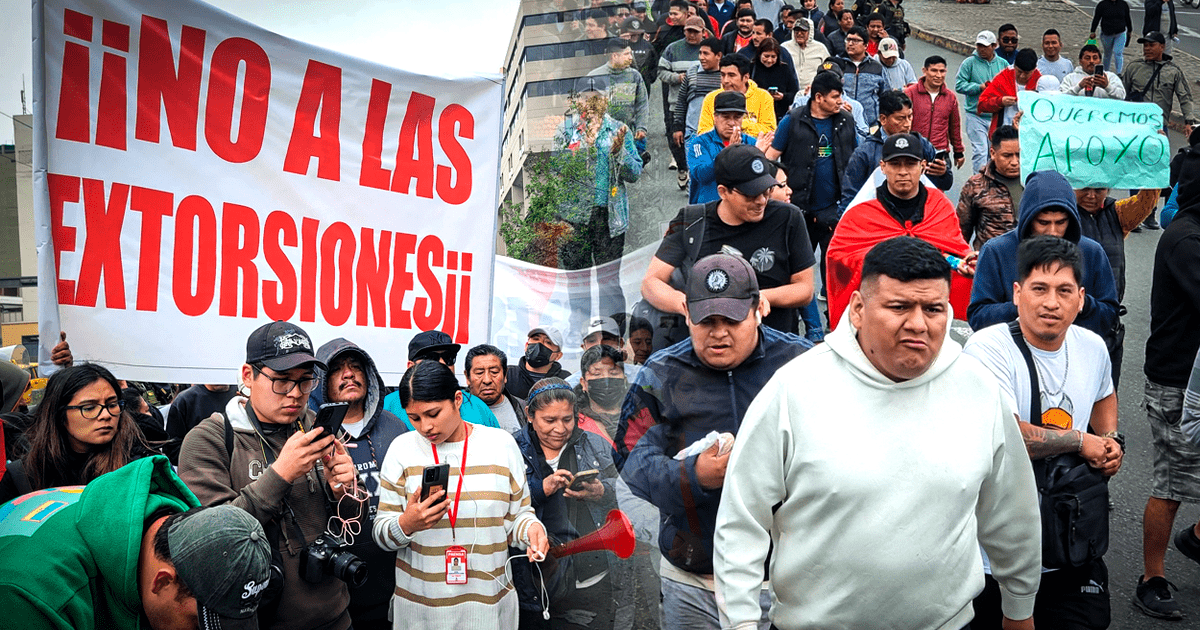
[1033,339,1069,398]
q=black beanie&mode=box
[1015,48,1038,72]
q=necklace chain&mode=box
[1034,340,1069,398]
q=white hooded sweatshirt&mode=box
[714,312,1042,629]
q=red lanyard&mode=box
[432,423,469,537]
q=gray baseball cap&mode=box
[169,505,272,630]
[686,254,760,323]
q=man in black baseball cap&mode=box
[825,132,976,326]
[619,253,811,621]
[621,16,659,90]
[379,330,504,431]
[179,320,358,630]
[687,92,770,203]
[642,142,817,340]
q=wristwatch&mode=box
[1102,430,1126,451]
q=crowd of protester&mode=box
[4,0,1200,629]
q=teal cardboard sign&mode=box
[1018,91,1169,189]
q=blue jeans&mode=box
[965,112,991,173]
[660,577,771,630]
[801,300,825,340]
[1099,31,1126,74]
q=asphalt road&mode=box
[1072,0,1200,62]
[904,35,1200,629]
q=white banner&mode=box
[490,244,658,373]
[33,0,501,383]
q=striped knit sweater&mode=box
[373,425,540,630]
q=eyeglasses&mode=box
[252,365,319,395]
[1001,36,1018,44]
[65,399,125,420]
[845,37,864,43]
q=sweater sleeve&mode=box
[714,375,792,630]
[672,72,691,131]
[1090,4,1103,33]
[976,397,1042,621]
[967,241,1019,329]
[177,416,293,526]
[1115,189,1160,235]
[635,77,651,132]
[956,59,984,96]
[505,443,541,550]
[372,440,413,551]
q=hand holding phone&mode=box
[421,463,450,505]
[568,469,600,491]
[313,402,349,438]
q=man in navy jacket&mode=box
[968,170,1120,342]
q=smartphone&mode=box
[1094,64,1105,76]
[312,401,349,438]
[568,469,600,491]
[421,463,450,504]
[935,149,949,162]
[768,86,779,93]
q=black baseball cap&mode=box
[686,254,760,323]
[816,59,844,79]
[714,145,779,197]
[621,17,646,33]
[408,330,461,362]
[1138,31,1166,45]
[882,133,924,161]
[714,91,748,114]
[169,505,272,630]
[246,321,325,372]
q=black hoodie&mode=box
[1146,144,1200,389]
[311,338,409,624]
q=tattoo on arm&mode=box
[1019,423,1078,459]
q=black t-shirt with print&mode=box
[655,200,815,333]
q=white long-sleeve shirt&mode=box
[714,314,1042,630]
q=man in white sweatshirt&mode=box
[714,235,1041,630]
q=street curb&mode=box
[910,15,1194,134]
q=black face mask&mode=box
[525,342,554,368]
[587,377,628,409]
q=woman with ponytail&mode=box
[372,360,547,630]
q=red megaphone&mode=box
[549,509,636,560]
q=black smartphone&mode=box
[1094,64,1105,76]
[935,149,949,162]
[421,463,450,504]
[768,86,779,93]
[312,401,349,438]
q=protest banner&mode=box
[33,0,502,383]
[1018,91,1169,189]
[490,244,656,373]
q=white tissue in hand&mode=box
[674,431,734,460]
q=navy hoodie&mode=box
[967,170,1120,339]
[310,338,409,624]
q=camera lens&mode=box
[330,550,368,588]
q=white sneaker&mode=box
[677,171,689,190]
[668,157,677,170]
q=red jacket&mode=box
[827,186,974,328]
[978,67,1041,136]
[905,80,964,156]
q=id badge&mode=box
[446,546,468,584]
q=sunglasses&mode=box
[1001,36,1019,44]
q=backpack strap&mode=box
[1007,320,1042,426]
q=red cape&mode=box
[826,187,974,328]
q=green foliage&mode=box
[499,148,597,266]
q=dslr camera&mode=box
[300,534,368,587]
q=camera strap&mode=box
[241,406,314,552]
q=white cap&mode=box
[879,37,900,59]
[528,326,565,350]
[1036,75,1061,93]
[976,30,997,46]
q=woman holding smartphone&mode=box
[512,378,625,629]
[751,38,800,121]
[373,360,548,630]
